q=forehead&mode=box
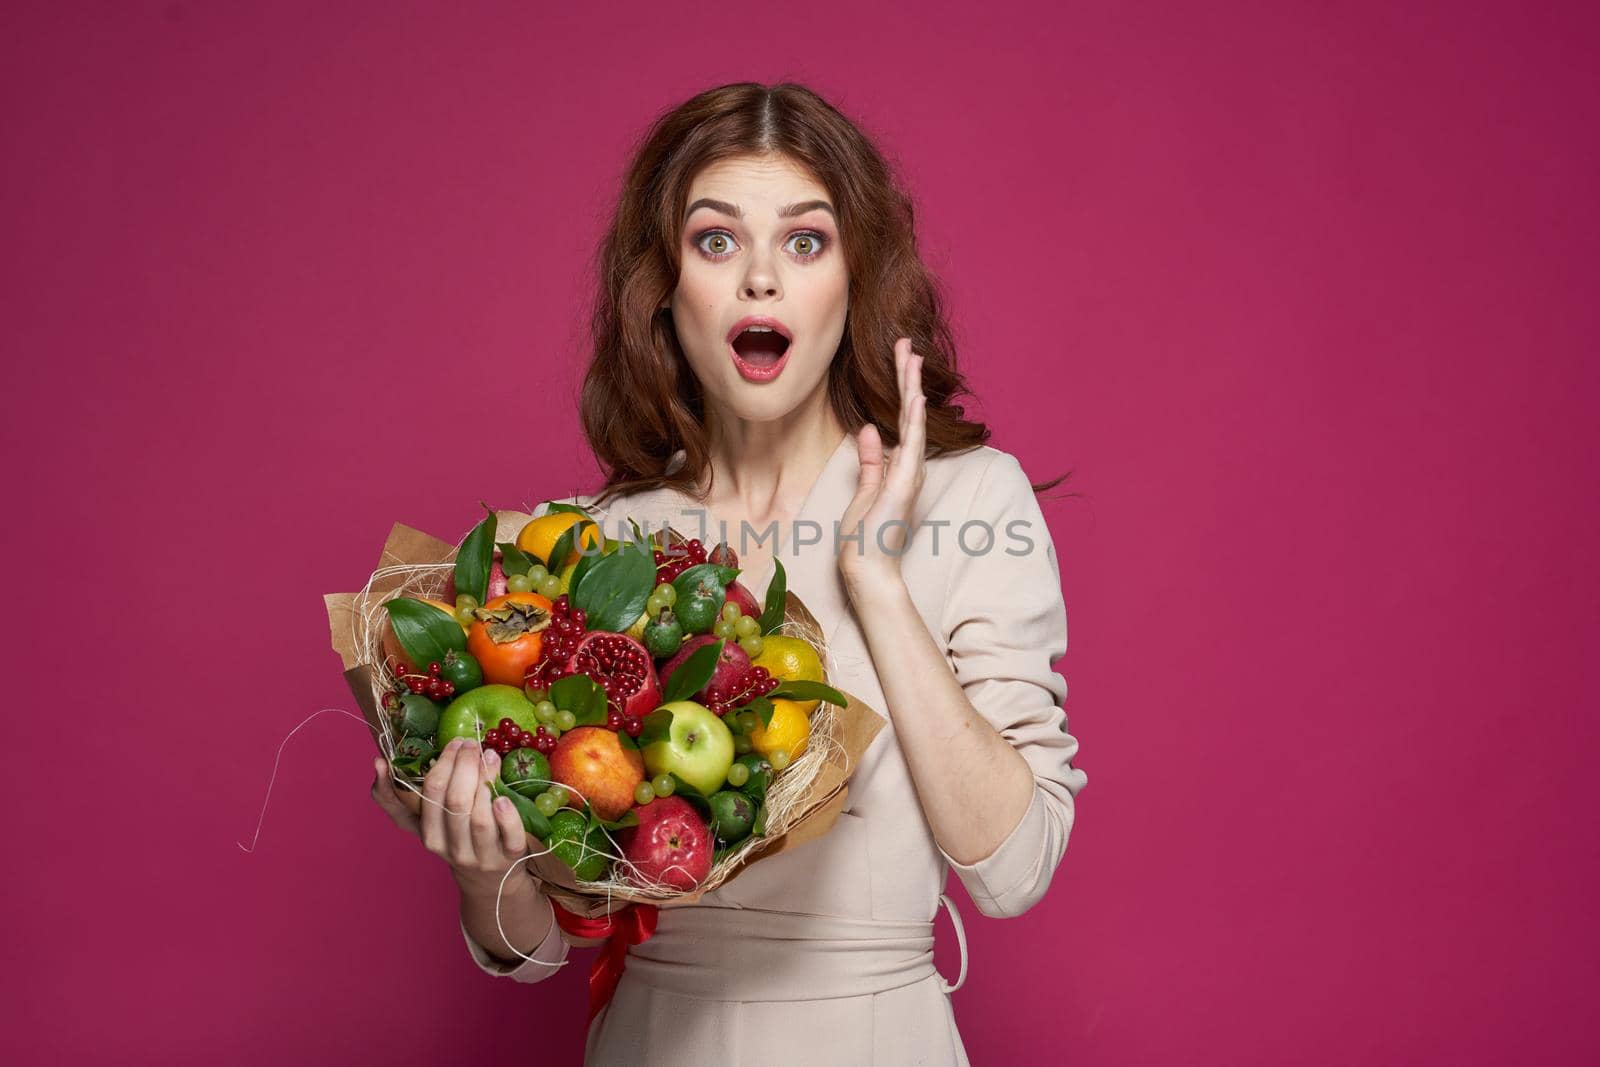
[686,154,829,205]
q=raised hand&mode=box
[837,337,927,599]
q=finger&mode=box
[493,791,529,860]
[853,423,885,500]
[444,744,487,863]
[896,342,914,431]
[420,738,466,852]
[371,757,422,835]
[890,391,927,499]
[468,749,504,862]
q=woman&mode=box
[371,82,1087,1065]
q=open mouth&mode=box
[730,327,791,367]
[728,326,793,381]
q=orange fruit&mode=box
[517,512,600,569]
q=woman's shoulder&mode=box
[921,443,1039,515]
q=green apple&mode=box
[641,700,735,795]
[436,684,539,746]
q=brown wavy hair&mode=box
[579,81,1072,509]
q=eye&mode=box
[693,229,829,262]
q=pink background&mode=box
[5,2,1596,1063]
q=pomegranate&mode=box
[566,631,662,720]
[659,633,774,715]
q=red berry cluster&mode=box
[653,538,708,581]
[703,666,778,717]
[396,662,456,701]
[604,709,646,738]
[523,595,587,688]
[484,716,556,755]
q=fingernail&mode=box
[484,748,500,765]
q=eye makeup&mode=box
[691,228,830,262]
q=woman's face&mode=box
[666,154,849,425]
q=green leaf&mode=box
[768,680,848,707]
[661,638,725,704]
[497,541,536,578]
[738,695,775,731]
[384,597,467,668]
[550,675,608,726]
[572,538,655,632]
[545,502,591,516]
[751,799,768,837]
[567,535,606,600]
[759,557,787,635]
[672,563,740,602]
[616,729,639,750]
[628,518,645,542]
[591,808,639,833]
[548,526,577,575]
[638,707,674,749]
[454,509,496,606]
[665,773,712,819]
[389,754,425,777]
[491,780,552,841]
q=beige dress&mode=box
[460,437,1088,1065]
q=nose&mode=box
[740,252,780,299]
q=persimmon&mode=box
[466,592,554,687]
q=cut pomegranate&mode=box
[565,631,662,720]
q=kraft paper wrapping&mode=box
[326,514,887,919]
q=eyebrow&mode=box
[685,198,836,222]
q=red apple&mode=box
[618,795,713,891]
[725,579,762,620]
[548,726,645,822]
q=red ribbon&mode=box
[550,898,660,1023]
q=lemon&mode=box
[517,512,600,569]
[750,636,826,713]
[747,698,810,762]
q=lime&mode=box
[707,789,756,845]
[547,809,610,881]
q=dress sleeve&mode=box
[459,884,573,983]
[935,451,1088,918]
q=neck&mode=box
[698,394,849,519]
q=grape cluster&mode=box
[523,594,587,688]
[653,537,709,582]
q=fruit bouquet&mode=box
[326,504,885,921]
